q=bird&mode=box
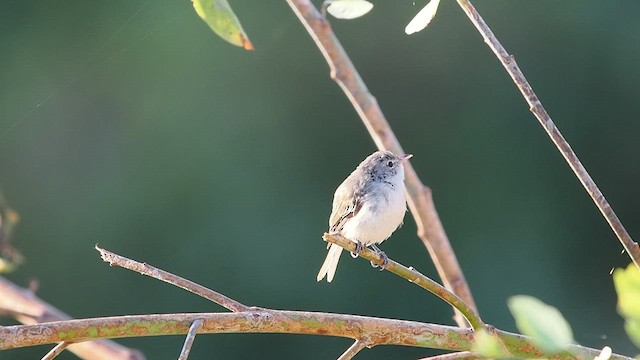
[317,150,412,282]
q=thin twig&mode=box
[285,0,476,327]
[454,0,640,268]
[417,351,479,360]
[96,245,248,312]
[41,342,70,360]
[0,311,633,360]
[178,319,202,360]
[0,276,145,360]
[323,233,484,330]
[337,339,369,360]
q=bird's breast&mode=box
[341,186,407,245]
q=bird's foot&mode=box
[370,244,389,271]
[350,241,364,259]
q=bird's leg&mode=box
[350,240,364,258]
[370,244,389,271]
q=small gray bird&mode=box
[317,150,412,282]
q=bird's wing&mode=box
[328,178,364,233]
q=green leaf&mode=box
[325,0,373,20]
[471,329,510,358]
[192,0,253,50]
[613,264,640,347]
[405,0,441,35]
[507,295,575,353]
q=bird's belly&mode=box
[341,191,406,245]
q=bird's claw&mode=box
[350,241,364,259]
[370,245,389,271]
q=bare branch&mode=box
[0,311,633,360]
[41,342,70,360]
[454,0,640,267]
[338,339,369,360]
[0,276,144,360]
[177,319,202,360]
[285,0,476,327]
[0,311,470,351]
[96,245,248,312]
[323,233,484,330]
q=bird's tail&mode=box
[316,243,343,282]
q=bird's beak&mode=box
[400,154,413,162]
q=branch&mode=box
[4,247,628,359]
[286,0,476,328]
[41,342,69,360]
[177,319,202,360]
[337,339,369,360]
[454,0,640,268]
[0,276,144,360]
[0,311,471,351]
[323,233,484,330]
[0,311,633,360]
[96,245,248,312]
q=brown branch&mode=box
[338,339,369,360]
[0,311,471,351]
[41,342,70,360]
[454,0,640,268]
[177,319,202,360]
[99,245,477,357]
[285,0,476,328]
[0,276,144,360]
[323,233,484,330]
[4,247,628,359]
[0,311,633,360]
[96,245,248,312]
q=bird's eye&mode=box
[387,161,394,167]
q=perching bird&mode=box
[317,150,412,282]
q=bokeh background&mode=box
[1,1,639,359]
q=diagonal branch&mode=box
[177,319,202,360]
[97,246,248,312]
[286,0,476,328]
[41,342,70,360]
[454,0,640,268]
[0,276,144,360]
[337,339,369,360]
[323,233,484,330]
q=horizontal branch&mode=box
[0,311,632,360]
[0,311,470,351]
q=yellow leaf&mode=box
[192,0,253,50]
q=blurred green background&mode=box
[1,1,639,359]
